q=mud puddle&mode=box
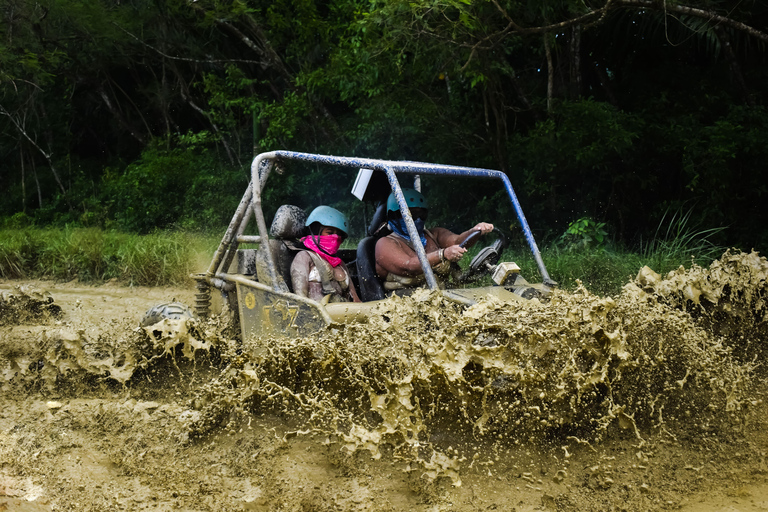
[1,250,768,511]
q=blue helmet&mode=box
[386,188,428,213]
[306,205,348,237]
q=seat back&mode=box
[367,202,389,237]
[356,236,385,301]
[256,205,306,290]
[354,202,391,302]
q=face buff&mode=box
[301,234,343,267]
[389,218,427,247]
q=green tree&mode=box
[1,0,767,251]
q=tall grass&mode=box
[640,208,726,275]
[506,208,727,296]
[0,228,219,286]
[502,248,646,296]
[0,216,729,293]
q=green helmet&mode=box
[386,188,428,213]
[306,205,348,237]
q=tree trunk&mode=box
[545,35,554,113]
[182,89,238,167]
[196,5,346,148]
[38,103,70,205]
[509,72,540,122]
[714,25,755,107]
[162,59,172,141]
[32,159,42,208]
[617,0,768,44]
[489,82,508,172]
[20,148,26,213]
[593,63,619,106]
[0,102,68,200]
[569,24,582,99]
[97,86,147,144]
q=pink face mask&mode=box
[301,234,343,267]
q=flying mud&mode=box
[1,250,767,511]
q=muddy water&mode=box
[1,250,768,511]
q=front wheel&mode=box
[140,302,197,327]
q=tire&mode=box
[140,302,197,327]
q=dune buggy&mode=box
[188,151,556,342]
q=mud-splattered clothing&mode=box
[290,250,360,303]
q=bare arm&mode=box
[375,236,446,278]
[348,281,361,303]
[430,222,494,262]
[433,223,494,248]
[342,263,362,303]
[290,251,312,297]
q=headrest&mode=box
[269,205,307,239]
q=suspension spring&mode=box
[194,277,211,318]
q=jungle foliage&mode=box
[1,0,767,250]
[0,223,717,295]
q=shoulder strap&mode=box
[283,239,306,252]
[305,251,337,296]
[387,229,438,251]
[386,232,415,251]
[424,229,439,246]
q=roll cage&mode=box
[208,151,553,285]
[193,150,555,338]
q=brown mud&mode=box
[2,250,768,511]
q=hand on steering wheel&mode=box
[472,222,494,236]
[459,223,494,250]
[443,245,466,262]
[444,224,494,262]
[455,227,507,283]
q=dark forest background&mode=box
[2,0,767,250]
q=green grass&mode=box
[509,207,728,296]
[509,249,642,296]
[0,228,220,286]
[462,208,727,297]
[505,249,644,296]
[0,222,728,294]
[639,208,726,276]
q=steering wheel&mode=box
[459,229,482,249]
[456,228,507,283]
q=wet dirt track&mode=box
[2,250,768,512]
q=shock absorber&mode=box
[193,275,211,318]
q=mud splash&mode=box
[1,250,767,511]
[189,261,758,485]
[0,285,230,392]
[0,285,62,326]
[636,249,768,362]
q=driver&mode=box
[375,189,493,292]
[291,206,361,303]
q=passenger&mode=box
[375,189,493,291]
[291,206,361,303]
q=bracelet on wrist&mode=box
[438,248,445,262]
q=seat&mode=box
[356,202,389,302]
[255,205,306,291]
[367,201,389,237]
[356,236,385,301]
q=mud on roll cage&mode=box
[192,150,557,318]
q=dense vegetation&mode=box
[0,212,724,295]
[2,0,767,251]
